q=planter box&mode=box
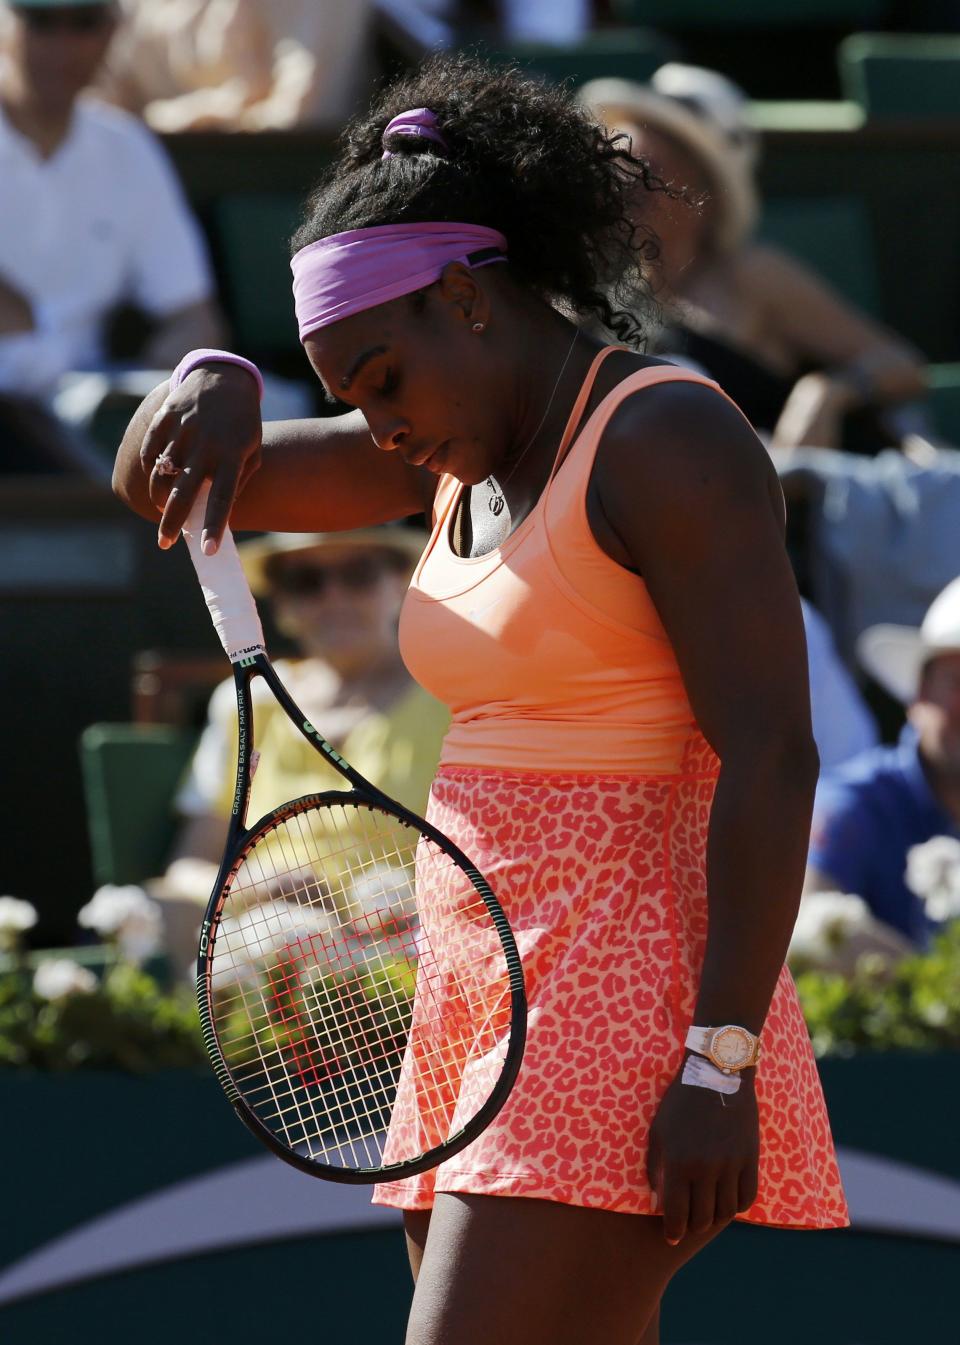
[0,1057,955,1343]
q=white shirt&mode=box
[0,96,213,396]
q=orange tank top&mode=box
[400,349,740,774]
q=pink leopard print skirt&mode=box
[373,746,849,1228]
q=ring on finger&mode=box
[154,455,181,477]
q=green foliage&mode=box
[0,962,205,1072]
[796,920,960,1057]
[0,943,418,1075]
[5,920,958,1071]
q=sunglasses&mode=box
[270,555,390,597]
[17,6,114,34]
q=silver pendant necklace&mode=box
[486,327,581,515]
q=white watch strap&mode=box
[685,1026,714,1056]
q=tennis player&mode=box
[114,54,848,1345]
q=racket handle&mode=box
[182,485,266,662]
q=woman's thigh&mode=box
[404,1208,431,1280]
[403,1194,730,1345]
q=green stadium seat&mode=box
[79,724,198,887]
[613,1,884,27]
[757,194,879,314]
[488,30,673,87]
[838,34,960,121]
[927,364,960,445]
[215,193,304,354]
[745,100,865,133]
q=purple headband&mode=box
[381,107,449,158]
[291,221,508,341]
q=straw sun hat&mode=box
[577,69,759,255]
[238,527,426,598]
[857,577,960,703]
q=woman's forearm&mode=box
[692,738,820,1035]
[112,374,430,537]
[833,344,927,408]
[230,417,428,532]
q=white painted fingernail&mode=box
[201,533,217,556]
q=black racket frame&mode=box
[196,652,527,1183]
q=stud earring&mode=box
[472,322,485,333]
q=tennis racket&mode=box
[181,489,526,1183]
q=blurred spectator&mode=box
[0,0,222,474]
[804,577,960,948]
[444,0,590,45]
[500,0,590,43]
[100,0,373,133]
[151,528,449,973]
[377,0,455,51]
[778,446,960,669]
[802,596,878,773]
[579,66,927,454]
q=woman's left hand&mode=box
[646,1062,760,1245]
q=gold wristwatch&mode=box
[685,1024,761,1074]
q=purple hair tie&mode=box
[382,107,449,159]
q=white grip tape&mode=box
[181,486,266,662]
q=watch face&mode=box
[713,1028,752,1068]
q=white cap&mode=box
[857,576,960,703]
[651,63,760,168]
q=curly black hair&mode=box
[291,53,661,348]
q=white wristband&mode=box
[170,348,264,401]
[682,1054,741,1096]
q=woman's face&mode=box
[268,545,409,670]
[303,273,518,486]
[615,120,715,284]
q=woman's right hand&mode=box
[139,363,263,554]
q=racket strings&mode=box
[207,799,513,1171]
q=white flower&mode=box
[78,884,150,935]
[116,905,163,964]
[349,864,412,918]
[922,888,960,924]
[789,892,874,963]
[33,958,97,1001]
[904,836,960,922]
[0,895,38,938]
[213,899,334,989]
[238,897,333,949]
[77,885,163,963]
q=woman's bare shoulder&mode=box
[595,374,779,521]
